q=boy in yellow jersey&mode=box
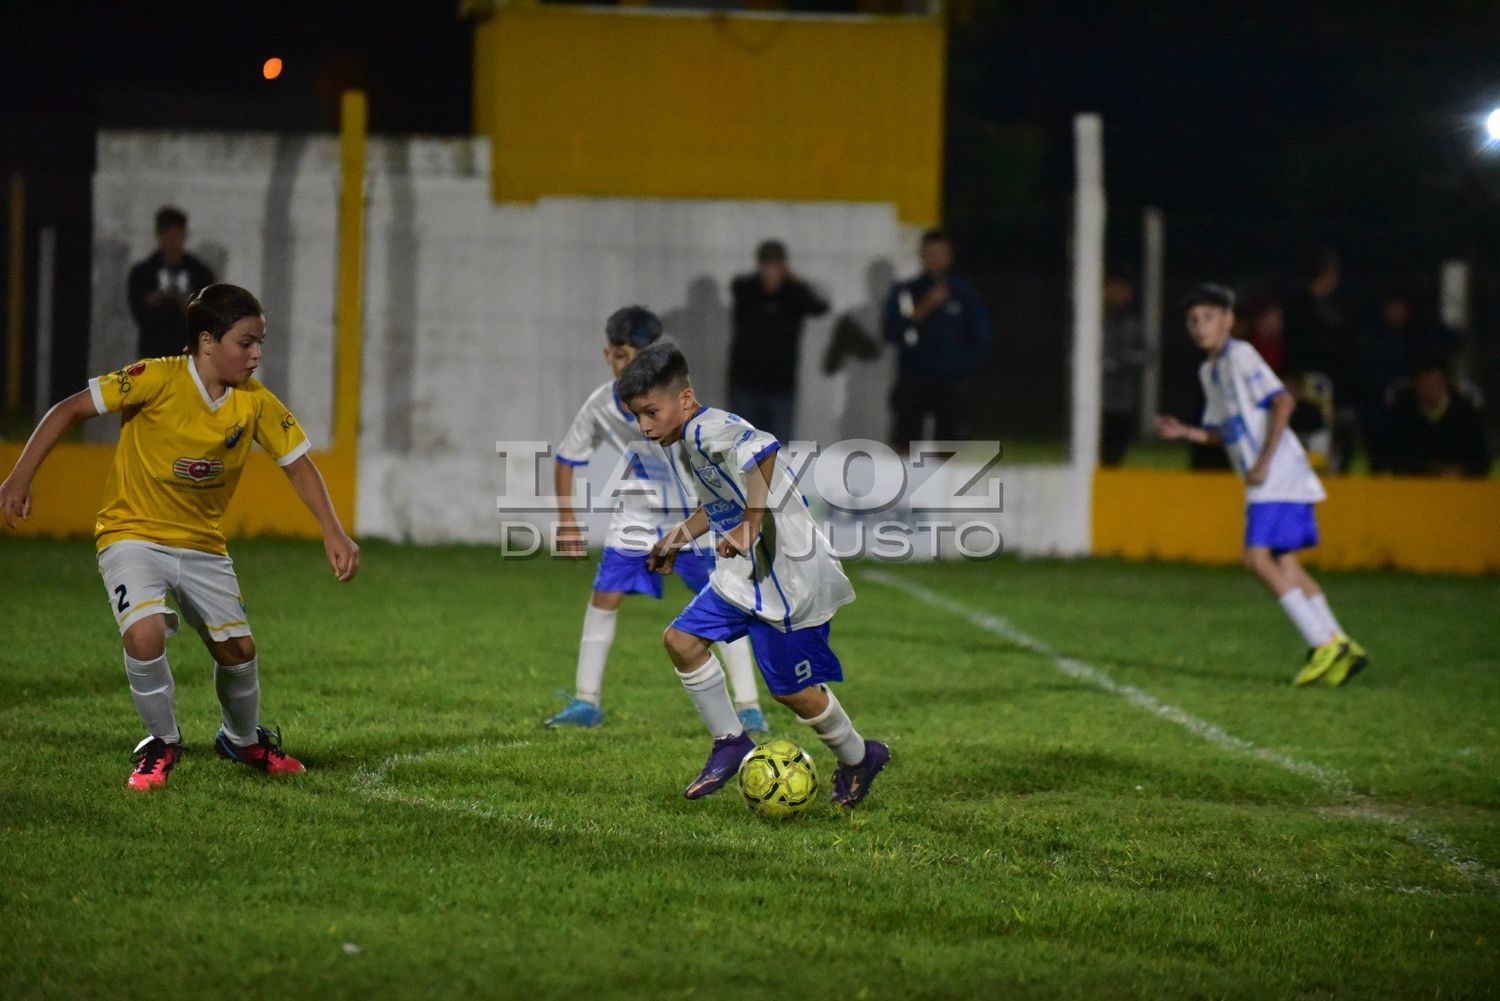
[0,284,360,790]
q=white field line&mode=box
[862,569,1500,893]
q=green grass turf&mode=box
[2,538,1498,998]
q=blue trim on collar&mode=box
[611,385,636,423]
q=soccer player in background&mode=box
[0,284,360,789]
[617,340,890,805]
[1155,283,1368,686]
[546,307,767,732]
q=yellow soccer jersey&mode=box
[89,355,311,555]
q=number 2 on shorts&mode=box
[114,585,130,613]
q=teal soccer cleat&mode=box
[544,698,604,729]
[737,706,770,734]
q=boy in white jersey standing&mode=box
[617,341,890,805]
[545,307,766,731]
[1156,284,1368,686]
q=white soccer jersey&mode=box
[556,381,700,552]
[673,406,855,631]
[1199,339,1326,504]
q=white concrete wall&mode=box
[91,130,1089,557]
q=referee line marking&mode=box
[862,569,1500,893]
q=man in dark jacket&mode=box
[1387,357,1491,478]
[726,239,829,444]
[127,206,216,358]
[881,229,993,447]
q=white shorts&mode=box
[97,541,252,642]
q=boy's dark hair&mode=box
[1105,258,1136,285]
[1409,349,1451,381]
[920,227,950,246]
[185,284,264,353]
[1297,246,1339,285]
[756,239,787,264]
[1182,282,1236,313]
[616,339,691,401]
[155,206,188,232]
[605,306,663,349]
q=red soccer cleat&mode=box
[127,736,183,791]
[214,725,306,775]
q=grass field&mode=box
[2,538,1498,998]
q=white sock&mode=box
[575,604,617,705]
[1279,588,1335,647]
[718,638,761,709]
[678,656,744,739]
[214,657,260,746]
[798,686,866,767]
[124,652,180,744]
[1307,592,1346,638]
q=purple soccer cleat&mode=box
[830,739,891,808]
[684,731,757,800]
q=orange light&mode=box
[262,57,283,81]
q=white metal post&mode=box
[34,225,55,421]
[1139,207,1164,437]
[1070,113,1106,552]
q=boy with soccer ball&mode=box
[0,284,360,789]
[544,307,766,731]
[617,340,890,805]
[1156,283,1368,686]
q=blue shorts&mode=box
[671,586,843,696]
[593,546,714,599]
[1245,502,1319,556]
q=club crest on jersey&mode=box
[225,424,245,448]
[698,464,723,488]
[173,457,225,483]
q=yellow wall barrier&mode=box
[0,442,355,544]
[472,6,946,224]
[1093,467,1500,575]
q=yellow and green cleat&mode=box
[1293,638,1349,686]
[1321,635,1369,686]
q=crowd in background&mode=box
[125,203,1489,478]
[1103,248,1493,478]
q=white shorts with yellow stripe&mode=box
[97,541,252,642]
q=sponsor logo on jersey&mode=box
[280,412,298,431]
[126,362,148,377]
[173,457,225,483]
[225,424,245,448]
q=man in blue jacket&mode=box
[881,229,993,447]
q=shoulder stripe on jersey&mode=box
[741,440,780,472]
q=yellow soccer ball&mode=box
[737,739,818,820]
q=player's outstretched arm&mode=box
[1247,391,1295,485]
[649,506,709,574]
[1154,415,1221,447]
[280,454,361,582]
[553,460,586,558]
[0,390,100,528]
[718,452,774,560]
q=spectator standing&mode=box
[726,240,829,444]
[882,229,993,447]
[128,206,216,359]
[1100,265,1150,466]
[1386,356,1491,478]
[1283,248,1359,471]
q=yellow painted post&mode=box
[332,89,367,529]
[5,172,23,415]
